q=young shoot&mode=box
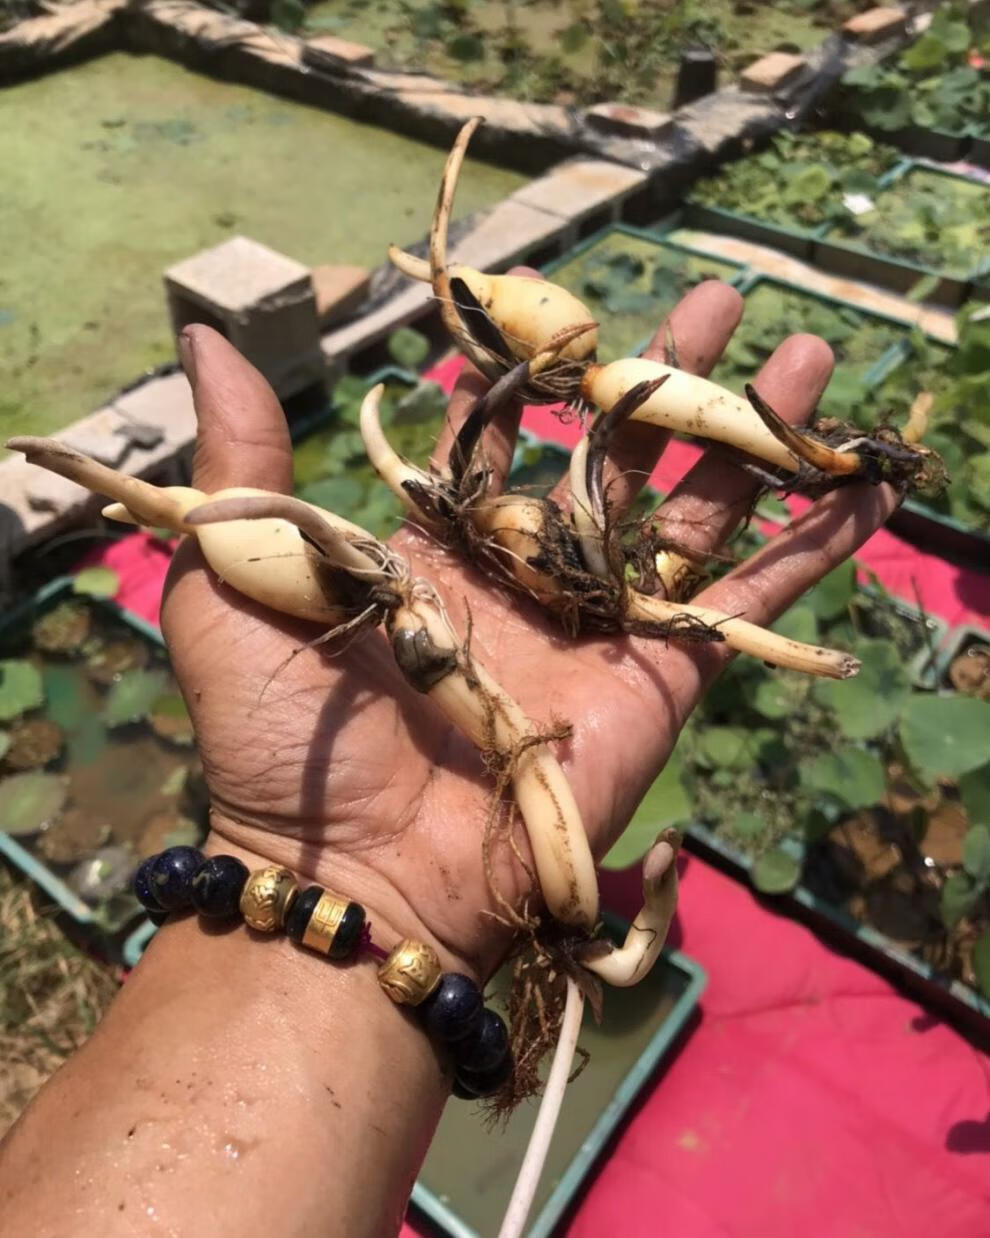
[388,117,598,403]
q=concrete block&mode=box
[312,264,371,328]
[740,51,808,94]
[303,34,375,71]
[843,7,908,43]
[511,160,648,229]
[164,236,325,398]
[58,406,132,468]
[113,371,197,454]
[584,103,674,141]
[321,282,433,364]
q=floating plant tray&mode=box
[813,164,988,309]
[0,578,207,939]
[412,928,705,1238]
[541,224,747,361]
[680,200,828,262]
[683,819,990,1041]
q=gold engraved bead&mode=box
[377,938,442,1006]
[239,865,298,933]
[301,891,348,955]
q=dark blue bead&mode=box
[329,901,365,959]
[134,855,165,912]
[453,1051,513,1099]
[418,973,483,1043]
[148,909,170,927]
[149,846,204,911]
[285,886,323,943]
[453,1009,510,1075]
[190,856,249,919]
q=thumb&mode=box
[179,324,294,495]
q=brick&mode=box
[312,264,371,328]
[740,52,808,94]
[164,236,325,399]
[511,160,647,225]
[843,7,908,43]
[584,102,674,141]
[303,34,375,71]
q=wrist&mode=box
[203,813,491,985]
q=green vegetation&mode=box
[302,0,858,108]
[825,167,990,277]
[548,232,739,362]
[689,130,902,231]
[841,2,990,138]
[0,53,524,441]
[709,280,909,419]
[605,556,990,999]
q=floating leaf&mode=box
[958,764,990,825]
[149,694,195,747]
[0,770,67,835]
[387,327,429,369]
[940,871,979,928]
[0,731,8,762]
[68,845,136,904]
[812,638,911,739]
[0,660,44,722]
[103,669,169,727]
[72,566,120,599]
[805,562,856,621]
[602,751,690,870]
[962,823,990,883]
[32,600,92,654]
[972,929,990,1001]
[37,808,112,865]
[771,606,818,647]
[901,695,990,783]
[750,674,807,720]
[800,746,886,809]
[694,726,752,769]
[752,847,801,895]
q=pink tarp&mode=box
[83,360,990,1236]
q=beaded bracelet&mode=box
[133,845,512,1100]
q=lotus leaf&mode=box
[0,770,67,835]
[38,808,112,865]
[0,659,44,722]
[5,718,64,770]
[103,669,170,727]
[752,847,801,895]
[901,695,990,783]
[601,749,689,870]
[800,746,886,810]
[387,326,429,369]
[972,929,990,1000]
[149,694,195,746]
[963,824,990,883]
[86,637,150,686]
[812,638,911,740]
[72,566,120,599]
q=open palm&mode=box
[163,281,896,977]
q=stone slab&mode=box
[448,199,564,272]
[843,7,908,43]
[113,371,198,453]
[0,0,122,81]
[321,282,433,363]
[741,51,808,94]
[511,159,648,223]
[673,88,779,158]
[584,102,674,141]
[303,34,375,71]
[58,405,132,469]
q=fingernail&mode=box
[178,331,197,385]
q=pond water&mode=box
[0,52,525,441]
[0,588,206,930]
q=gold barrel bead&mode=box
[301,891,349,955]
[239,865,298,932]
[377,938,443,1006]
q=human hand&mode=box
[162,279,898,979]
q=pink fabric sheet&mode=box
[81,359,990,1236]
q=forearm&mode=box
[0,849,450,1237]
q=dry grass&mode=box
[0,863,120,1137]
